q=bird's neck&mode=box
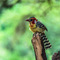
[29,22,36,28]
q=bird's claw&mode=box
[33,32,41,37]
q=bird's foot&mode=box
[38,32,41,36]
[33,32,37,37]
[33,32,41,37]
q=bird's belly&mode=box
[30,27,44,33]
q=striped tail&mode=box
[40,33,51,49]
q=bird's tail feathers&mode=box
[41,33,51,49]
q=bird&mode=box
[26,17,51,49]
[26,17,48,33]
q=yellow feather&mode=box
[29,23,44,33]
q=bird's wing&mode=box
[36,21,48,31]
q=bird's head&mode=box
[26,17,37,24]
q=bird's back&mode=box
[36,21,48,31]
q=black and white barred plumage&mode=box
[40,33,51,49]
[36,21,48,31]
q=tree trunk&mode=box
[32,33,47,60]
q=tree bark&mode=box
[31,33,47,60]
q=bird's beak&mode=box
[26,19,30,22]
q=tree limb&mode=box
[31,33,47,60]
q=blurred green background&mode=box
[0,0,60,60]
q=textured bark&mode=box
[32,33,47,60]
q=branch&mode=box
[31,33,47,60]
[52,51,60,60]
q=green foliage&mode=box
[0,0,60,60]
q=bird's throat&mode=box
[29,23,36,28]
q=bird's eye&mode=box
[30,19,33,21]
